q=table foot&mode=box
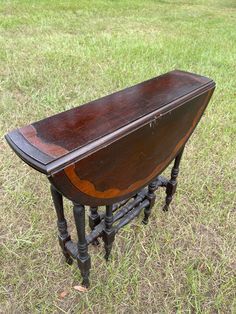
[77,255,91,288]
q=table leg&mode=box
[163,147,184,211]
[73,203,91,287]
[103,205,115,260]
[50,185,73,265]
[89,206,100,245]
[142,181,156,224]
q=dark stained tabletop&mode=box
[5,70,214,174]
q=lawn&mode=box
[0,0,236,313]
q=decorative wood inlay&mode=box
[20,125,68,158]
[64,92,210,199]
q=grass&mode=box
[0,0,236,312]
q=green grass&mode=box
[0,0,236,313]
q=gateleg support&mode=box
[142,181,156,225]
[89,206,100,246]
[163,147,184,212]
[102,205,115,261]
[50,184,73,265]
[73,203,91,288]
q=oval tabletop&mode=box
[5,70,215,205]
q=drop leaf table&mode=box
[5,70,215,287]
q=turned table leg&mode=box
[89,206,100,245]
[73,203,91,287]
[163,147,184,211]
[50,185,73,265]
[103,205,115,260]
[142,181,156,224]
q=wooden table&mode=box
[5,70,215,287]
